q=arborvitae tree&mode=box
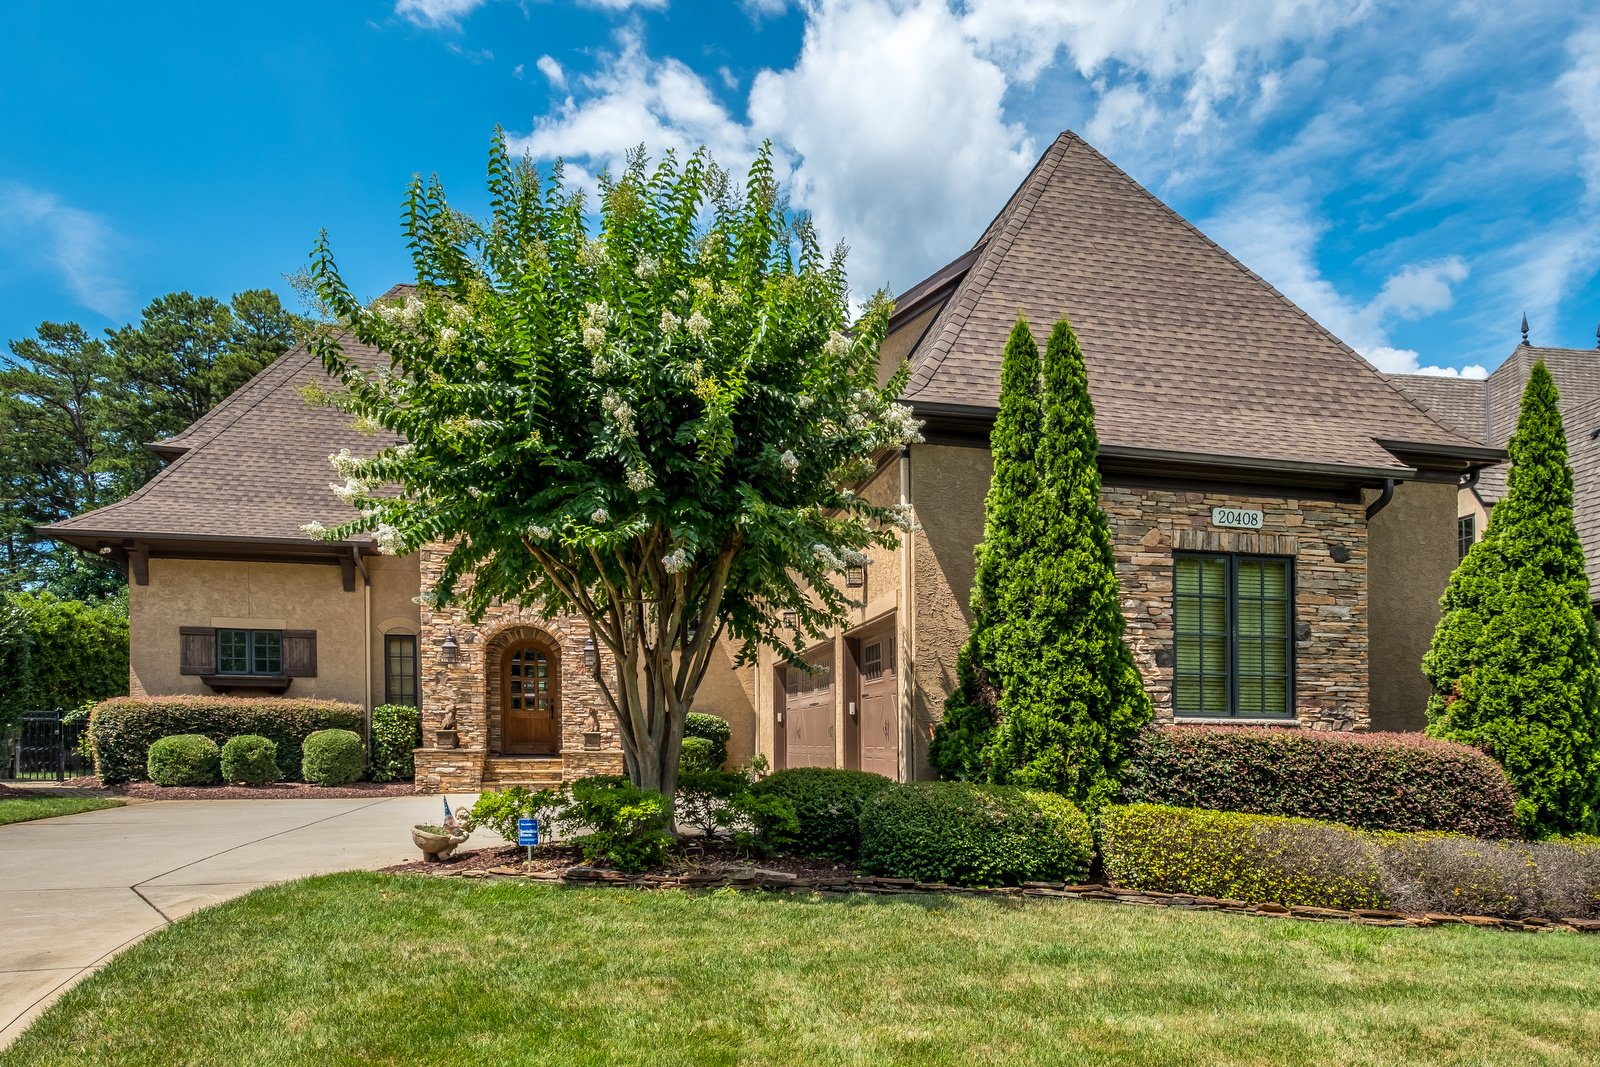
[930,317,1042,778]
[931,317,1152,807]
[1424,362,1600,838]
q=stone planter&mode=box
[434,729,459,749]
[413,824,470,862]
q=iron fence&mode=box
[5,709,91,782]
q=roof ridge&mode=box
[906,133,1071,398]
[1047,134,1484,452]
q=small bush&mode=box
[1377,834,1600,919]
[146,734,221,787]
[858,781,1093,886]
[676,768,799,852]
[1122,725,1519,838]
[749,767,893,862]
[679,737,720,774]
[220,734,279,786]
[684,712,732,768]
[1100,803,1388,910]
[89,696,363,784]
[566,776,673,872]
[370,704,419,782]
[471,786,564,844]
[301,729,365,786]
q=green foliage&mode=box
[674,766,799,852]
[146,734,222,787]
[1122,725,1520,838]
[220,735,280,786]
[89,696,363,784]
[1424,363,1600,838]
[857,781,1093,887]
[683,711,732,768]
[301,729,365,786]
[0,592,128,730]
[678,737,720,774]
[565,776,673,872]
[305,135,919,797]
[470,786,564,844]
[369,703,419,782]
[748,767,893,861]
[930,318,1151,806]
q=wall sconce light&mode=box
[583,636,598,669]
[782,609,797,627]
[439,631,460,665]
[844,563,866,588]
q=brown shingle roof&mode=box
[901,132,1496,479]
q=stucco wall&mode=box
[129,554,418,707]
[1367,479,1457,732]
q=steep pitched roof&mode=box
[899,132,1496,480]
[46,330,394,550]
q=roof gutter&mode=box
[1365,478,1396,520]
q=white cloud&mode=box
[536,54,566,88]
[583,0,668,8]
[1411,363,1488,380]
[394,0,487,29]
[0,182,132,320]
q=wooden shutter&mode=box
[179,627,216,675]
[283,630,318,677]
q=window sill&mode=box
[202,674,292,693]
[1171,716,1299,726]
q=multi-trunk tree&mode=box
[305,137,921,798]
[1424,362,1600,838]
[930,316,1151,808]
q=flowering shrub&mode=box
[1122,725,1518,838]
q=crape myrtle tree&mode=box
[304,136,921,798]
[930,317,1151,809]
[1424,362,1600,838]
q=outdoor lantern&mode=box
[438,631,460,665]
[844,563,866,588]
[782,609,798,627]
[583,636,598,669]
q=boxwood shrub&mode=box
[302,729,365,786]
[220,734,280,786]
[683,712,732,768]
[748,767,893,861]
[89,696,364,784]
[147,734,221,787]
[1122,725,1518,838]
[858,781,1092,886]
[369,703,419,782]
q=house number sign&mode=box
[1211,507,1264,530]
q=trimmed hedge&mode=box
[678,737,720,774]
[220,734,280,786]
[89,696,364,784]
[684,712,732,768]
[147,734,221,787]
[1100,803,1387,910]
[369,704,419,782]
[302,729,365,786]
[1122,725,1519,838]
[858,781,1093,886]
[1101,803,1600,919]
[749,767,893,862]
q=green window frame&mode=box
[216,629,283,676]
[1173,553,1294,718]
[384,633,419,707]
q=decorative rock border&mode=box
[430,864,1600,935]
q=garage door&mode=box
[858,632,899,779]
[783,648,835,768]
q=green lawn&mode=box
[0,795,123,825]
[7,873,1600,1066]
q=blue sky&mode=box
[2,1,1597,378]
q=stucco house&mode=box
[45,131,1501,792]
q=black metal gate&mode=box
[6,709,90,782]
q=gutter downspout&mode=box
[1365,478,1396,520]
[352,547,373,740]
[897,447,914,783]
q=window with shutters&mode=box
[1173,553,1294,718]
[385,634,419,707]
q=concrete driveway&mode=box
[0,794,498,1046]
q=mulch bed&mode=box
[389,843,1600,936]
[66,777,418,801]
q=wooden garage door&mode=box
[858,632,899,779]
[783,649,835,768]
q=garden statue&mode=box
[412,796,474,862]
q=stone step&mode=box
[481,757,564,789]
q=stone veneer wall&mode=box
[1102,485,1368,731]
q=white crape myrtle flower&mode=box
[881,403,926,447]
[329,448,364,479]
[662,546,692,574]
[659,309,680,335]
[887,502,921,533]
[779,449,799,476]
[438,326,461,350]
[329,479,371,505]
[373,523,403,555]
[841,548,870,566]
[601,391,636,438]
[580,239,607,269]
[626,464,654,492]
[400,295,425,328]
[591,353,613,377]
[635,254,661,280]
[528,524,553,540]
[685,311,712,339]
[375,303,402,324]
[812,543,844,570]
[583,326,606,352]
[590,508,609,525]
[446,301,471,325]
[352,415,384,435]
[474,360,488,375]
[824,331,851,359]
[299,520,328,539]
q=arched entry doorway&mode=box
[500,638,561,755]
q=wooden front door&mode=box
[782,647,836,768]
[857,630,899,779]
[502,641,560,755]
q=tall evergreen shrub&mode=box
[1424,362,1600,837]
[930,317,1152,808]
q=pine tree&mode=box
[983,319,1152,806]
[1424,362,1600,837]
[929,317,1042,778]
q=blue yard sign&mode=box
[517,817,539,847]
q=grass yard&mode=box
[0,795,123,825]
[7,873,1600,1067]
